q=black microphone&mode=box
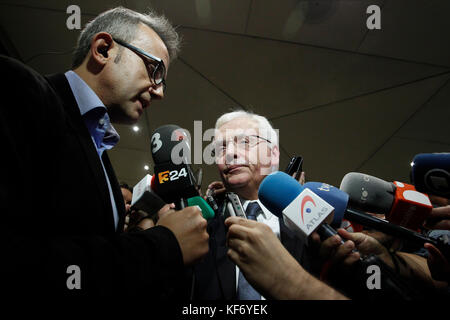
[150,125,215,222]
[411,153,450,199]
[130,174,166,215]
[150,124,199,209]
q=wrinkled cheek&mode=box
[255,147,273,175]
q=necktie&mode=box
[237,201,261,300]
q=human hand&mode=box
[424,205,450,230]
[225,217,348,300]
[424,242,450,283]
[157,206,209,266]
[225,216,302,299]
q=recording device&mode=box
[285,155,303,181]
[195,168,203,190]
[305,177,450,258]
[258,171,335,240]
[260,172,449,256]
[340,172,433,231]
[283,160,341,241]
[224,192,246,219]
[187,196,215,220]
[411,153,450,198]
[130,174,166,215]
[205,188,219,212]
[150,125,199,208]
[259,172,429,300]
[150,124,215,219]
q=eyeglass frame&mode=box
[212,134,272,158]
[112,37,167,92]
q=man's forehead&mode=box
[217,118,259,134]
[215,127,260,140]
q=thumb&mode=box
[424,242,445,263]
[158,207,176,220]
[337,228,367,246]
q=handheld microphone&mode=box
[150,125,199,208]
[302,182,364,232]
[304,178,449,257]
[411,153,450,199]
[150,125,215,219]
[259,172,449,256]
[258,171,336,240]
[340,172,433,232]
[130,174,166,215]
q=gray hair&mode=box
[72,6,181,68]
[215,110,279,148]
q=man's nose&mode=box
[150,84,164,100]
[225,142,238,164]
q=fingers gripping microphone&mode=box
[304,175,449,257]
[411,153,450,199]
[259,172,449,256]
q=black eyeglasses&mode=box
[113,38,166,92]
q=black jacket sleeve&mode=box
[0,55,185,297]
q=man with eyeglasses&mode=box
[193,110,317,299]
[0,7,209,297]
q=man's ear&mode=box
[90,32,114,65]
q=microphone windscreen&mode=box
[151,124,191,164]
[411,153,450,198]
[303,182,348,227]
[258,171,304,217]
[131,190,166,214]
[187,196,215,220]
[340,172,395,214]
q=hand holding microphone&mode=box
[147,124,214,266]
[224,216,348,300]
[314,228,391,271]
[424,205,450,230]
[157,206,209,266]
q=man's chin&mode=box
[225,172,250,189]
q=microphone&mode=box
[258,171,336,241]
[150,125,198,207]
[130,174,166,215]
[259,172,449,256]
[411,153,450,199]
[304,179,449,257]
[150,124,214,219]
[340,172,433,232]
[259,174,438,298]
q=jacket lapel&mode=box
[213,213,236,299]
[45,73,116,232]
[102,151,126,232]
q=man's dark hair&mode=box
[72,6,181,68]
[119,182,132,193]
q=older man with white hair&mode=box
[193,110,314,300]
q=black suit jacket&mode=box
[0,56,185,297]
[193,200,312,300]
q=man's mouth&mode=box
[224,165,247,174]
[139,97,150,109]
